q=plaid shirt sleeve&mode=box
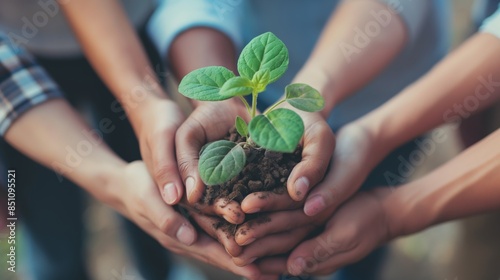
[0,33,63,137]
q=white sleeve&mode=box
[147,0,245,59]
[479,5,500,39]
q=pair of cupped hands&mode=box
[105,97,395,280]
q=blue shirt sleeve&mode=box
[147,0,245,59]
[479,4,500,38]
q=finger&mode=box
[183,233,262,280]
[233,226,313,267]
[214,198,245,224]
[142,192,197,246]
[303,126,368,216]
[175,117,207,204]
[241,191,303,214]
[149,129,185,206]
[257,257,288,275]
[235,209,326,246]
[287,121,335,201]
[193,198,245,224]
[286,226,358,276]
[189,210,243,257]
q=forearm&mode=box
[169,27,238,108]
[358,33,500,158]
[295,0,407,118]
[4,99,125,201]
[61,0,166,130]
[385,128,500,237]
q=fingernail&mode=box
[176,224,195,246]
[290,257,306,275]
[245,208,261,214]
[304,195,326,216]
[247,257,257,264]
[241,237,256,246]
[163,183,178,204]
[186,177,195,198]
[294,177,309,199]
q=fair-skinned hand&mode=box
[228,123,376,266]
[256,189,392,276]
[104,161,272,280]
[135,98,186,205]
[175,99,251,224]
[280,108,335,202]
[302,123,381,216]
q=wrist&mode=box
[293,64,337,118]
[377,180,435,239]
[72,150,127,205]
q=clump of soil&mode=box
[204,128,302,235]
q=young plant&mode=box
[178,32,324,185]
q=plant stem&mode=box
[263,99,286,115]
[238,96,251,116]
[251,90,258,118]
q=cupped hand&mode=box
[284,110,335,202]
[175,99,251,224]
[269,189,392,276]
[104,161,273,280]
[302,122,382,216]
[135,98,186,206]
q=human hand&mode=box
[103,161,274,279]
[281,110,335,202]
[257,189,393,276]
[175,99,250,224]
[302,122,383,216]
[134,98,186,206]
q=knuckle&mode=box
[177,157,192,177]
[152,162,179,182]
[157,215,179,235]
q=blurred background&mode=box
[2,0,500,279]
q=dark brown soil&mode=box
[204,128,302,235]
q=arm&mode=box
[386,128,500,236]
[294,0,410,117]
[60,0,187,205]
[260,127,500,276]
[303,31,500,217]
[4,100,263,279]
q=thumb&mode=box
[149,129,185,205]
[175,118,206,204]
[303,125,373,216]
[287,120,335,201]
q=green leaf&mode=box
[248,108,304,153]
[178,66,235,101]
[220,76,253,97]
[252,69,270,92]
[198,140,246,185]
[235,116,248,137]
[285,83,325,112]
[238,32,289,85]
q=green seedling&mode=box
[178,32,324,185]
